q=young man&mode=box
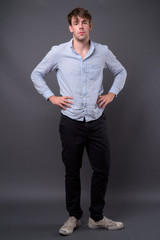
[31,7,127,236]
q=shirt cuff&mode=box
[43,90,54,100]
[108,87,119,96]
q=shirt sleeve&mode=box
[104,47,127,95]
[31,46,58,100]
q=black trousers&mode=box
[59,113,111,221]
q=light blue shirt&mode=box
[31,39,127,122]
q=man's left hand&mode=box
[97,92,116,109]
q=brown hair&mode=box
[67,7,92,25]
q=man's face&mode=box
[69,16,92,42]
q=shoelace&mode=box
[105,217,116,226]
[63,218,76,228]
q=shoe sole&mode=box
[88,223,124,230]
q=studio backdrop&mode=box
[0,0,160,203]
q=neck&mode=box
[72,37,90,52]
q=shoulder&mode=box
[92,41,109,53]
[50,40,70,53]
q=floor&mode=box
[0,197,160,240]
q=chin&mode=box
[76,36,87,41]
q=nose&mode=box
[79,22,83,28]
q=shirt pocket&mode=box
[86,64,101,81]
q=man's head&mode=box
[67,7,92,43]
[67,7,92,26]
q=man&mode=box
[31,7,127,236]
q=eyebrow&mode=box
[73,20,79,23]
[72,19,88,24]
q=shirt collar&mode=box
[69,38,95,54]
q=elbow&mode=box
[31,70,40,84]
[123,68,127,79]
[115,66,127,77]
[31,70,35,82]
[120,67,127,84]
[121,67,127,87]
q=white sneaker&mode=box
[88,216,124,230]
[59,216,81,235]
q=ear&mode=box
[89,23,92,31]
[69,25,73,33]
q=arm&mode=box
[97,48,127,108]
[31,46,57,100]
[31,46,73,109]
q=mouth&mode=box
[79,32,85,34]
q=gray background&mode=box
[0,0,160,239]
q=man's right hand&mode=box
[49,95,73,110]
